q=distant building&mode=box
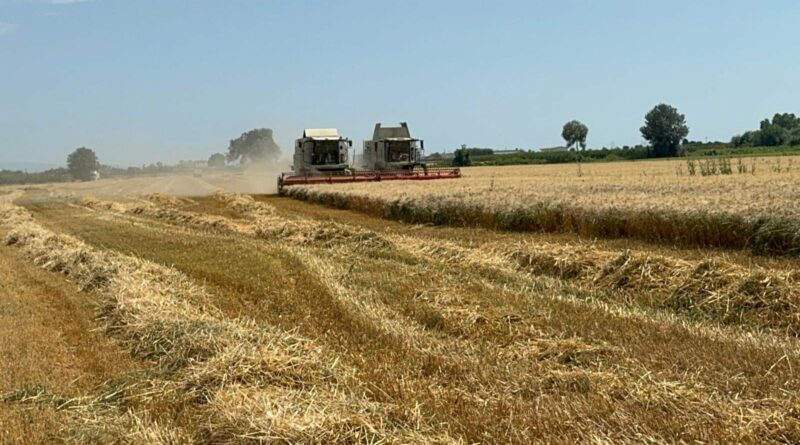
[493,148,524,155]
[539,146,569,152]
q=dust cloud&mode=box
[6,161,290,203]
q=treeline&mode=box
[451,146,652,166]
[441,110,800,167]
[0,168,73,185]
[0,162,205,186]
[440,141,800,167]
[0,127,280,186]
[731,113,800,148]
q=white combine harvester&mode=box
[291,128,352,175]
[361,122,424,171]
[278,122,461,193]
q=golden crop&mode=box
[4,182,800,443]
[298,156,800,221]
[289,156,800,254]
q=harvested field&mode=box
[1,201,454,444]
[286,157,800,254]
[2,179,800,443]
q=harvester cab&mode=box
[292,128,352,175]
[362,122,424,171]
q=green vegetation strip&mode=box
[285,189,800,256]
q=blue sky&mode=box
[1,0,798,168]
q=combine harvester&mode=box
[278,123,461,193]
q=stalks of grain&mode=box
[384,228,800,334]
[144,192,190,207]
[287,187,800,256]
[212,190,277,219]
[283,156,800,255]
[84,193,395,250]
[507,241,800,333]
[0,203,459,444]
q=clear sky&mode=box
[1,0,799,168]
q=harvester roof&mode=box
[303,128,341,140]
[372,122,412,141]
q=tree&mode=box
[561,120,589,151]
[67,147,99,181]
[771,113,799,130]
[452,144,472,167]
[731,113,799,148]
[790,127,800,146]
[758,122,787,146]
[208,153,226,168]
[226,128,280,164]
[640,104,689,157]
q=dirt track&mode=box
[2,168,283,203]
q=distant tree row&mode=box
[59,128,280,181]
[451,103,690,167]
[559,103,689,159]
[0,126,284,186]
[0,168,72,185]
[731,113,800,148]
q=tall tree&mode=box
[227,128,280,164]
[207,153,227,167]
[640,104,689,157]
[452,144,472,167]
[66,147,99,181]
[561,120,589,151]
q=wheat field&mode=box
[294,157,800,219]
[288,156,800,254]
[2,171,800,444]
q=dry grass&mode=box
[0,233,140,444]
[82,191,392,249]
[1,203,457,444]
[509,241,800,332]
[79,192,800,332]
[15,192,800,443]
[287,157,800,254]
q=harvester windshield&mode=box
[312,140,345,165]
[387,140,417,162]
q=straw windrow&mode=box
[82,192,394,249]
[382,231,800,335]
[81,193,800,334]
[9,193,800,443]
[0,203,458,444]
